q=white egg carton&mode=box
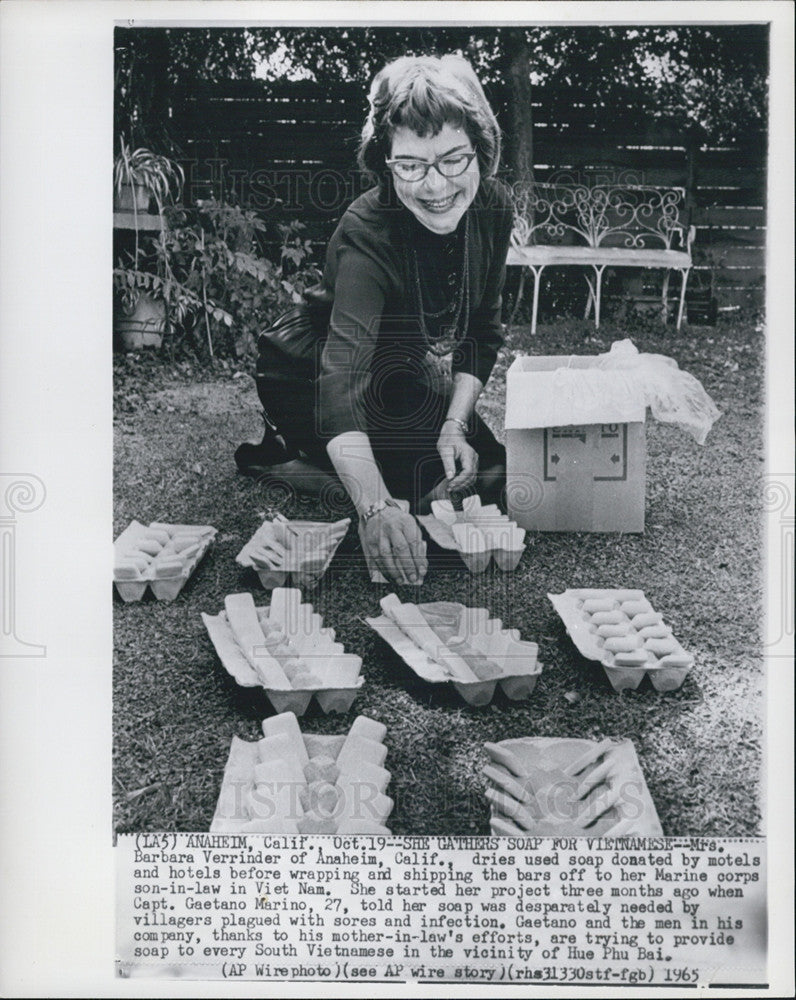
[549,588,694,691]
[202,588,364,715]
[113,520,216,602]
[237,515,350,589]
[366,594,541,706]
[418,495,526,573]
[211,712,393,834]
[484,736,662,837]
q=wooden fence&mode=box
[170,79,767,309]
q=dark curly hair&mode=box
[358,54,501,185]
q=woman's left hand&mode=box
[437,423,479,493]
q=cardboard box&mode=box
[505,355,647,532]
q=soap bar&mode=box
[421,493,526,572]
[484,735,662,838]
[114,519,216,600]
[548,588,694,692]
[368,595,542,706]
[237,516,350,589]
[211,713,393,835]
[202,591,364,715]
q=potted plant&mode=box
[113,199,319,357]
[113,138,184,214]
[113,139,184,349]
[112,255,174,351]
[113,202,235,355]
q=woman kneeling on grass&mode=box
[236,54,513,586]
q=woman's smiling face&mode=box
[389,122,480,235]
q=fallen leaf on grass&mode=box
[564,691,581,704]
[125,783,162,802]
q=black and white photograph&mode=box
[0,2,793,995]
[111,21,767,836]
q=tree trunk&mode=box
[504,30,534,186]
[146,29,171,139]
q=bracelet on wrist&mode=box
[361,498,400,524]
[443,416,469,434]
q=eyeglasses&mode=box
[385,150,477,183]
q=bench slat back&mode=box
[511,184,688,251]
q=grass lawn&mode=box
[113,314,764,837]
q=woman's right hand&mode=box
[362,506,427,585]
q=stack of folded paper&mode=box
[548,588,694,691]
[418,495,526,572]
[367,594,541,706]
[237,514,350,588]
[211,712,393,834]
[202,588,363,714]
[114,520,216,601]
[484,736,662,837]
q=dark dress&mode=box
[255,176,514,505]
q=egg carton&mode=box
[418,495,526,573]
[237,514,350,588]
[366,594,541,706]
[114,520,217,602]
[484,736,662,837]
[548,588,694,692]
[202,588,364,715]
[211,712,393,834]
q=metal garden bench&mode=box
[507,183,695,333]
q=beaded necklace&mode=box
[410,211,470,358]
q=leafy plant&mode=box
[277,220,319,301]
[113,199,319,360]
[113,137,186,307]
[114,138,184,212]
